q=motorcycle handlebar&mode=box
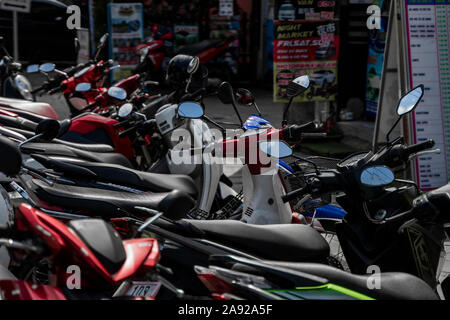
[404,139,435,156]
[282,122,316,143]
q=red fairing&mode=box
[0,281,66,300]
[70,113,135,159]
[112,238,161,282]
[115,74,141,95]
[0,97,59,119]
[197,40,233,64]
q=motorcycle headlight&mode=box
[14,75,33,101]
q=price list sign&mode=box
[404,0,450,189]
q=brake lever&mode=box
[408,148,441,161]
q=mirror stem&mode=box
[253,102,262,116]
[203,115,226,133]
[18,133,43,150]
[282,97,294,126]
[385,116,402,145]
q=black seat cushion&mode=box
[52,139,114,153]
[247,262,439,300]
[22,142,132,168]
[37,157,198,198]
[183,220,330,263]
[30,180,195,220]
[68,219,126,275]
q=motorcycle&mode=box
[280,84,450,298]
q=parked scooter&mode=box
[280,85,449,297]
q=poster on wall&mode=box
[274,0,336,21]
[402,0,450,190]
[174,25,199,49]
[365,0,390,118]
[273,19,339,102]
[107,3,144,82]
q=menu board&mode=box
[404,1,450,189]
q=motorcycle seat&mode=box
[30,180,195,220]
[176,39,224,56]
[235,261,439,300]
[31,154,198,198]
[155,219,330,263]
[21,142,132,168]
[2,126,115,153]
[68,219,126,275]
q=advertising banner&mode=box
[273,19,339,102]
[107,3,144,82]
[365,0,390,118]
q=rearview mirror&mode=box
[0,136,22,176]
[35,119,60,141]
[39,63,56,73]
[177,102,204,119]
[26,64,39,73]
[118,103,133,118]
[75,82,91,92]
[107,87,127,101]
[360,166,395,187]
[286,75,310,98]
[187,56,200,74]
[235,88,255,106]
[99,33,108,46]
[259,141,293,159]
[397,85,424,116]
[218,82,234,105]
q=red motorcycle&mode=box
[0,136,187,300]
[134,24,236,83]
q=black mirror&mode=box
[259,141,293,159]
[74,37,80,53]
[286,75,310,98]
[0,136,22,176]
[107,87,127,101]
[39,63,56,73]
[235,88,255,106]
[218,82,235,105]
[177,102,204,119]
[36,119,61,141]
[360,166,395,187]
[397,85,424,116]
[187,56,200,74]
[75,82,91,92]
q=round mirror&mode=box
[118,103,133,118]
[39,63,56,73]
[360,166,395,187]
[287,75,310,98]
[187,56,200,74]
[177,102,204,119]
[107,86,127,101]
[235,88,255,106]
[26,64,39,73]
[397,85,424,116]
[75,82,91,92]
[259,141,293,159]
[74,66,91,78]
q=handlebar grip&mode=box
[79,102,97,113]
[281,187,308,203]
[282,122,316,142]
[113,118,132,128]
[118,123,142,138]
[405,139,435,155]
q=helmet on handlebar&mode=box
[166,54,208,93]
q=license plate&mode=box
[126,281,161,298]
